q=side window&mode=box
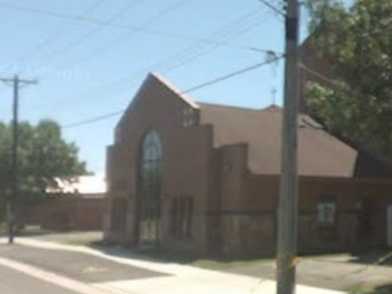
[182,108,195,127]
[185,197,194,238]
[170,196,194,239]
[170,198,178,237]
[318,199,336,225]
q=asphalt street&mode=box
[0,244,167,283]
[0,263,81,294]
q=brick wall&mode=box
[23,196,105,231]
[219,172,392,257]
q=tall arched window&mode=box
[139,130,162,245]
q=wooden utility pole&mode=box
[277,0,300,293]
[0,75,37,244]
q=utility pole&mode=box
[0,75,37,244]
[277,0,300,293]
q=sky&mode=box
[0,0,311,175]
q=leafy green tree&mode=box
[304,0,392,156]
[0,120,87,221]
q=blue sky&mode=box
[0,0,311,174]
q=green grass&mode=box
[353,250,392,266]
[27,231,103,247]
[62,235,103,246]
[87,242,273,270]
[191,258,272,270]
[349,284,392,294]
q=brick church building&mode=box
[103,73,392,257]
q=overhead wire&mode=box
[158,11,268,75]
[182,55,284,94]
[0,2,283,130]
[26,0,149,75]
[0,0,107,75]
[53,0,191,70]
[75,7,276,95]
[0,1,272,52]
[61,54,284,129]
[258,0,286,18]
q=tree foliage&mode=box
[0,120,87,207]
[304,0,392,156]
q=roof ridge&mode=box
[149,72,199,109]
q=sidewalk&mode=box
[0,237,345,294]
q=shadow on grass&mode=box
[350,283,392,294]
[87,240,273,271]
[348,248,392,267]
[89,240,204,264]
[374,284,392,294]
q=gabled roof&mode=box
[199,102,358,177]
[116,73,199,132]
[150,73,200,109]
[126,73,199,113]
[118,73,359,177]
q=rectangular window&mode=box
[170,196,194,239]
[182,108,196,127]
[185,197,194,238]
[318,201,336,225]
[170,198,178,237]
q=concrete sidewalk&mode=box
[0,237,345,294]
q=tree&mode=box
[0,120,87,221]
[304,0,392,157]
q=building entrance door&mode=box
[139,131,162,246]
[387,206,392,247]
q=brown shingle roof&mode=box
[199,102,358,177]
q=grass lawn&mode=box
[350,249,392,266]
[29,231,103,246]
[191,257,272,270]
[349,283,392,294]
[86,240,274,271]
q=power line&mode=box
[182,55,283,93]
[0,0,106,75]
[258,0,286,17]
[30,0,148,72]
[0,1,270,52]
[62,110,124,129]
[53,0,190,71]
[2,5,276,121]
[299,63,360,99]
[61,55,284,129]
[45,4,272,77]
[70,8,276,96]
[155,9,268,75]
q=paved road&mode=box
[0,263,81,294]
[0,244,167,283]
